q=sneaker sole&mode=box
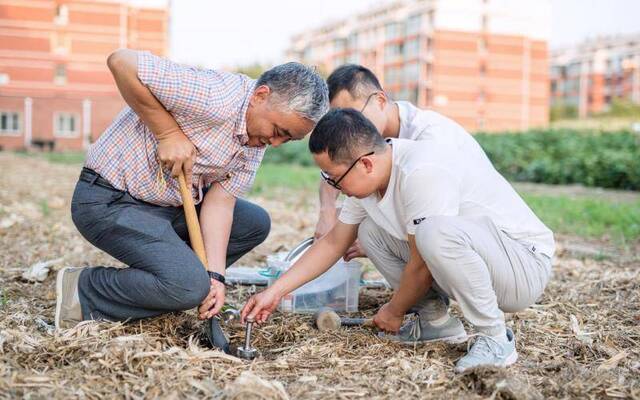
[502,348,519,367]
[54,266,71,330]
[454,349,519,373]
[390,332,469,346]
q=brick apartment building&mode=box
[287,0,551,132]
[550,34,640,118]
[0,0,168,151]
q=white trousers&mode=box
[358,215,552,336]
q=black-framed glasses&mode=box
[320,151,375,190]
[359,91,383,112]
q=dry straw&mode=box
[1,153,639,399]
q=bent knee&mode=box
[240,203,271,245]
[254,207,271,244]
[415,216,462,260]
[169,267,210,310]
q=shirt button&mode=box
[226,172,232,179]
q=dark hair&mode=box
[309,108,386,164]
[327,64,382,102]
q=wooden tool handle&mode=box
[177,171,208,267]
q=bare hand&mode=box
[157,130,197,184]
[240,288,282,324]
[344,239,366,261]
[198,279,226,319]
[314,209,338,239]
[373,302,404,333]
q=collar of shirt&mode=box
[234,80,257,145]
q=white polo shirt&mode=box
[339,102,555,258]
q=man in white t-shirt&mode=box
[312,64,515,344]
[242,108,554,372]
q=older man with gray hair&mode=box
[55,49,328,329]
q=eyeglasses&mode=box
[320,151,375,190]
[359,91,383,113]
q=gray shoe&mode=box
[454,328,518,373]
[381,314,468,345]
[54,267,85,330]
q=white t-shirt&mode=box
[339,102,555,258]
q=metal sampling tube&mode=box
[244,319,254,350]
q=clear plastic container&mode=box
[264,254,362,314]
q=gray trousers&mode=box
[358,215,552,336]
[70,173,270,322]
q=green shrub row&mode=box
[262,129,640,191]
[475,129,640,190]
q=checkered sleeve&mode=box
[219,147,265,198]
[137,51,218,119]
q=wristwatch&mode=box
[208,271,226,285]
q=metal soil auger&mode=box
[236,317,258,360]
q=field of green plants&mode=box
[263,128,640,191]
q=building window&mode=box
[385,66,402,85]
[54,64,67,85]
[51,32,70,54]
[405,61,420,82]
[409,88,418,104]
[55,4,69,25]
[406,14,421,35]
[54,112,79,138]
[478,89,486,103]
[0,111,21,135]
[385,43,404,62]
[426,63,433,80]
[478,37,487,53]
[334,56,347,66]
[348,33,358,49]
[479,62,487,77]
[482,14,489,31]
[405,38,420,58]
[334,38,347,52]
[385,22,403,40]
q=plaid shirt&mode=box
[85,51,264,206]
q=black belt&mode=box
[79,168,117,191]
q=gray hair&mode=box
[256,62,329,123]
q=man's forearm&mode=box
[107,49,181,139]
[319,180,340,212]
[200,184,236,275]
[272,222,358,296]
[388,257,432,315]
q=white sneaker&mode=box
[455,328,518,373]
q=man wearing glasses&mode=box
[312,64,478,344]
[242,108,554,373]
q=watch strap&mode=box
[208,271,226,285]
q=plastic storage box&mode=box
[263,253,362,314]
